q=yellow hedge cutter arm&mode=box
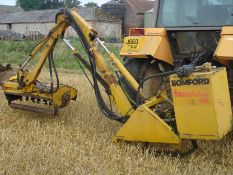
[2,9,190,151]
[2,11,78,115]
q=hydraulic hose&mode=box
[64,9,128,123]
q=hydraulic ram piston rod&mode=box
[95,38,142,95]
[63,38,144,98]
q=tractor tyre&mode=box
[120,58,165,104]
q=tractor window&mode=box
[157,0,233,27]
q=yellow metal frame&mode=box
[114,92,181,144]
[214,26,233,64]
[2,9,186,145]
[120,28,174,65]
[170,68,232,140]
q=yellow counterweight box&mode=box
[170,68,232,140]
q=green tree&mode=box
[16,0,44,10]
[16,0,81,10]
[64,0,81,8]
[84,2,98,7]
[42,0,64,9]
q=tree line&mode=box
[16,0,99,11]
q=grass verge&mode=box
[0,39,123,70]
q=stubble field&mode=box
[1,70,233,175]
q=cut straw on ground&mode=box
[1,71,233,175]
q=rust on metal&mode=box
[9,103,58,115]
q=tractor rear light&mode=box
[130,28,145,36]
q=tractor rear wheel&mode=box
[120,58,166,104]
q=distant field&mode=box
[0,39,123,70]
[0,71,233,174]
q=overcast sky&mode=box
[0,0,110,6]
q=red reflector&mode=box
[130,29,144,36]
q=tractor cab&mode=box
[156,0,233,28]
[121,0,233,67]
[155,0,233,66]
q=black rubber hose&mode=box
[136,71,174,106]
[73,52,110,95]
[64,9,127,123]
[48,51,54,93]
[89,54,128,123]
[50,49,60,92]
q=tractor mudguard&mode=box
[120,28,174,65]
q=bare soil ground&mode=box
[1,71,233,175]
